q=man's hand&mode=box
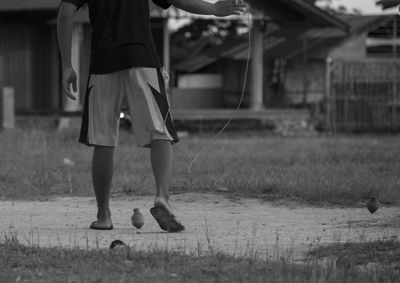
[167,0,247,17]
[62,66,78,101]
[214,0,247,17]
[58,2,77,101]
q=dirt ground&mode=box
[1,193,399,260]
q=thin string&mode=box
[164,12,253,174]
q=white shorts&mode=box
[79,68,179,148]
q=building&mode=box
[0,0,171,114]
[173,14,399,109]
[0,0,349,121]
[171,0,349,111]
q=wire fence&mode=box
[327,58,400,132]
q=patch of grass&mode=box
[308,237,400,266]
[1,234,399,283]
[1,127,400,205]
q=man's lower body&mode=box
[78,67,184,232]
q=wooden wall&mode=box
[0,21,59,113]
[0,15,166,114]
[0,22,34,111]
[220,59,252,108]
[284,58,326,105]
[283,35,368,107]
[32,24,60,111]
[329,34,367,59]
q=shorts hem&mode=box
[78,139,117,148]
[138,138,179,149]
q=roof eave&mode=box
[0,7,57,12]
[280,0,350,31]
[354,14,398,35]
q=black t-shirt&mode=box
[61,0,171,74]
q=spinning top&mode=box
[366,197,379,214]
[131,208,145,229]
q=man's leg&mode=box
[151,140,173,213]
[91,145,114,227]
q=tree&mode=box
[315,0,362,15]
[171,19,249,63]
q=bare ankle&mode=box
[97,209,111,221]
[154,195,171,208]
[155,194,169,202]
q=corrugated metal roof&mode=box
[280,0,348,29]
[376,0,399,10]
[338,15,394,33]
[246,0,348,29]
[0,0,348,27]
[174,14,398,72]
[0,0,171,14]
[299,15,394,39]
[0,0,248,22]
[0,0,243,19]
[268,14,398,59]
[0,0,59,11]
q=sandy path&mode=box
[1,193,399,260]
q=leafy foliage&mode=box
[315,0,362,15]
[171,18,248,63]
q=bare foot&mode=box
[90,211,113,230]
[90,220,113,230]
[151,198,185,232]
[154,196,173,215]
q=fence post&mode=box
[1,87,15,129]
[0,55,3,130]
[0,89,2,129]
[392,18,398,130]
[325,57,332,132]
